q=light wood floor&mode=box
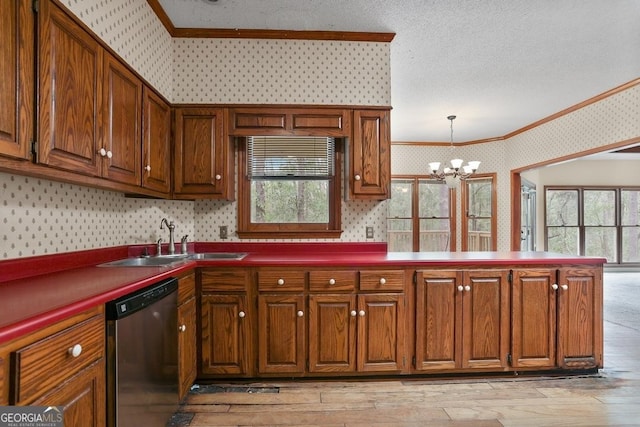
[173,272,640,427]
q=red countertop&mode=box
[0,242,605,345]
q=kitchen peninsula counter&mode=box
[0,242,605,346]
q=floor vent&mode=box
[190,384,280,394]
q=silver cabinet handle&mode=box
[358,310,365,317]
[277,278,285,286]
[354,174,361,181]
[552,283,559,290]
[239,311,246,318]
[561,284,569,291]
[178,324,187,332]
[297,310,304,317]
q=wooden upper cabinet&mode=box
[174,108,234,199]
[557,266,603,370]
[0,0,34,160]
[38,0,103,176]
[228,107,351,137]
[142,88,171,193]
[102,52,142,185]
[350,109,390,200]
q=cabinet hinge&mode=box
[508,270,513,284]
[413,271,417,285]
[402,356,406,368]
[507,353,512,365]
[31,140,38,162]
[412,356,416,367]
[33,0,39,13]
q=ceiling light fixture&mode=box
[428,115,480,188]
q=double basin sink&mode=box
[99,252,248,267]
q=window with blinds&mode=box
[247,136,335,179]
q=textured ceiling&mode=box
[156,0,640,143]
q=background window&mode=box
[388,177,454,252]
[545,186,640,264]
[462,175,496,251]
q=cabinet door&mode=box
[0,0,33,160]
[34,360,105,427]
[349,109,390,200]
[38,0,103,175]
[415,270,461,371]
[142,87,171,193]
[511,268,557,368]
[258,294,305,374]
[178,297,197,401]
[357,293,405,372]
[174,108,233,199]
[102,52,141,185]
[308,294,357,373]
[461,270,510,370]
[557,267,603,369]
[201,294,250,376]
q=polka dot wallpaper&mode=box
[172,39,391,105]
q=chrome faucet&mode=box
[160,218,176,255]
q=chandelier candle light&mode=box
[428,115,481,188]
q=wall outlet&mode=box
[219,225,228,239]
[366,226,374,239]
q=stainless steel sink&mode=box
[98,255,190,267]
[188,252,248,260]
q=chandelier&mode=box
[428,115,480,188]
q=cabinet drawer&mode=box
[13,314,104,404]
[258,270,305,291]
[178,272,196,304]
[309,270,357,291]
[201,269,248,292]
[359,270,405,291]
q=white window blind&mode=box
[247,136,335,179]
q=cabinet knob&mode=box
[239,311,246,318]
[68,344,82,358]
[464,285,471,292]
[215,174,222,180]
[328,278,336,285]
[277,278,285,286]
[178,324,187,332]
[98,148,107,156]
[354,174,361,181]
[297,310,304,317]
[145,165,151,172]
[457,285,464,292]
[358,310,365,317]
[379,277,386,285]
[350,310,357,317]
[552,283,559,290]
[561,284,569,291]
[106,150,113,158]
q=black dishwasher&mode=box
[106,277,179,427]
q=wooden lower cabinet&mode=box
[258,294,306,374]
[199,269,252,377]
[357,293,405,372]
[557,266,603,369]
[34,359,105,427]
[177,272,197,401]
[0,307,105,426]
[415,269,510,372]
[510,265,603,371]
[511,268,557,368]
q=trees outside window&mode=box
[545,186,640,264]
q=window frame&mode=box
[461,174,497,252]
[387,175,456,252]
[237,136,343,239]
[544,185,640,265]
